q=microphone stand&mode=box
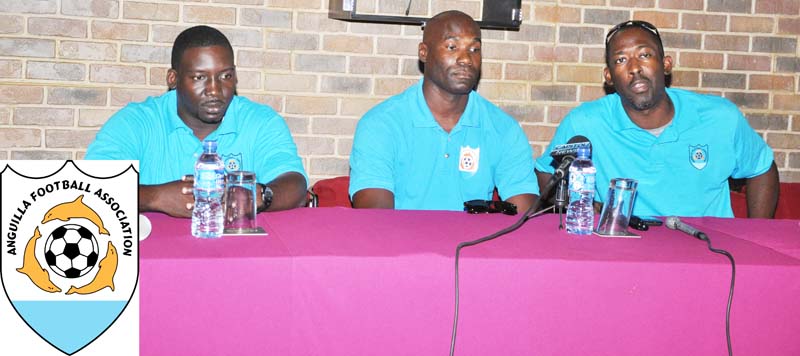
[554,179,568,229]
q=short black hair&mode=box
[604,20,664,66]
[171,25,234,70]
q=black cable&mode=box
[699,234,736,356]
[449,205,553,356]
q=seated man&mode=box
[86,25,307,217]
[535,20,779,218]
[349,10,539,212]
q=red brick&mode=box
[731,16,775,33]
[506,63,553,81]
[0,14,24,34]
[756,0,800,15]
[14,108,74,126]
[45,129,97,148]
[59,41,117,61]
[750,75,795,91]
[682,13,727,31]
[556,65,604,83]
[308,157,349,176]
[632,12,680,29]
[92,21,148,41]
[671,70,700,88]
[48,87,106,106]
[0,85,43,104]
[285,96,337,115]
[705,34,750,51]
[477,82,528,101]
[660,0,704,10]
[311,117,357,135]
[499,104,546,123]
[778,18,800,35]
[534,5,581,24]
[28,17,87,38]
[109,89,161,106]
[611,0,656,7]
[532,46,579,63]
[727,55,772,71]
[766,133,800,149]
[78,108,116,127]
[62,0,118,18]
[0,129,41,148]
[580,85,607,101]
[90,64,146,84]
[0,59,22,78]
[184,5,236,25]
[679,52,724,69]
[123,1,179,21]
[547,105,578,124]
[774,95,800,111]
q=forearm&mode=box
[506,193,537,214]
[352,188,394,209]
[261,172,307,211]
[745,162,779,218]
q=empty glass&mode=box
[595,178,638,236]
[223,171,265,234]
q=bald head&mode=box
[418,10,482,97]
[423,10,480,45]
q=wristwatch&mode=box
[259,183,273,212]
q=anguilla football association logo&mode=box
[0,160,138,355]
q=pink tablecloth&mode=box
[140,208,800,355]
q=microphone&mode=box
[550,135,591,181]
[665,216,708,240]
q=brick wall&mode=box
[0,0,798,183]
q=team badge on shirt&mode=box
[459,146,480,174]
[689,144,708,170]
[222,153,242,172]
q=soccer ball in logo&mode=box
[44,224,99,278]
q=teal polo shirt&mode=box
[86,90,307,186]
[349,79,539,211]
[535,88,773,217]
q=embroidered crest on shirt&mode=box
[459,146,480,174]
[689,144,708,170]
[222,153,242,172]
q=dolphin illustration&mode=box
[66,241,117,295]
[16,227,61,293]
[41,195,110,235]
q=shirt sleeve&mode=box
[348,112,397,198]
[252,108,308,186]
[85,106,143,161]
[495,122,540,198]
[730,108,774,179]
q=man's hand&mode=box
[139,176,195,218]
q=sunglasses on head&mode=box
[464,200,518,215]
[605,20,661,46]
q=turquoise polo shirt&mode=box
[535,88,773,218]
[349,79,539,211]
[86,90,307,186]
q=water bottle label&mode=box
[569,173,595,192]
[195,169,224,190]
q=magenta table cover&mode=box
[140,208,800,355]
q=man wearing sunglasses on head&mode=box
[535,20,779,218]
[349,10,539,213]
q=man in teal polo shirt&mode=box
[349,10,539,212]
[535,20,778,218]
[86,25,307,217]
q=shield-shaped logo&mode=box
[458,146,480,174]
[1,160,138,355]
[222,153,242,172]
[689,144,708,170]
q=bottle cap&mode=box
[577,147,590,158]
[202,140,218,152]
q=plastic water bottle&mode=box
[191,140,225,238]
[565,147,596,235]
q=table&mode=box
[140,208,800,355]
